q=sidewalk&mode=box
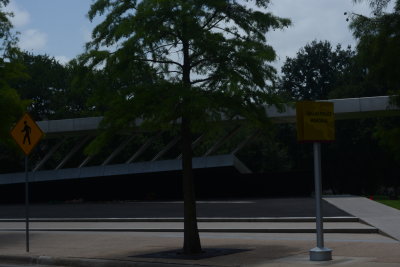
[0,196,398,267]
[0,220,377,233]
[324,196,400,241]
[0,230,399,266]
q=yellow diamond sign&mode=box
[296,101,335,142]
[10,113,44,155]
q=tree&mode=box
[10,52,70,120]
[9,52,107,120]
[280,40,354,101]
[349,0,400,95]
[0,0,26,143]
[83,0,290,254]
[349,0,400,148]
[0,0,15,54]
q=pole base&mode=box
[309,247,332,261]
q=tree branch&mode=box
[201,10,219,29]
[141,58,183,69]
[214,26,246,40]
[190,76,215,85]
[144,42,180,54]
[206,16,227,31]
[156,70,183,75]
[190,57,208,69]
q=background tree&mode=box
[276,30,400,197]
[349,0,400,191]
[9,52,101,120]
[0,0,26,142]
[10,52,70,119]
[280,40,354,101]
[83,0,290,254]
[349,0,400,96]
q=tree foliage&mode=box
[0,0,26,143]
[8,52,106,120]
[350,0,400,95]
[349,0,400,164]
[280,40,354,101]
[0,0,16,54]
[83,0,290,254]
[10,52,70,119]
[84,0,290,129]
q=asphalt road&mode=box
[0,198,350,218]
[0,265,59,267]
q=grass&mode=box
[372,196,400,210]
[375,199,400,210]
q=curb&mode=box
[0,228,379,234]
[358,218,399,241]
[0,255,217,267]
[0,217,359,223]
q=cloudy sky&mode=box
[6,0,374,69]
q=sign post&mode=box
[24,155,29,252]
[296,101,334,261]
[10,113,44,252]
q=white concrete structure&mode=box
[1,96,399,185]
[37,96,399,134]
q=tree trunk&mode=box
[181,116,202,254]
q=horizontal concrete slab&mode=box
[266,96,400,123]
[37,96,400,135]
[0,154,250,185]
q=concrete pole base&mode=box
[309,247,332,261]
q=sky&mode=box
[5,0,374,70]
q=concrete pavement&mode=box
[324,196,400,241]
[0,196,399,266]
[0,198,350,218]
[0,220,378,233]
[0,231,399,266]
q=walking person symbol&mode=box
[22,121,31,145]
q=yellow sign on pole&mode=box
[10,113,44,155]
[296,101,335,142]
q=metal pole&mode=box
[309,142,332,261]
[313,142,324,248]
[25,156,30,253]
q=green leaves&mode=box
[348,1,400,163]
[0,56,27,143]
[82,0,291,147]
[82,1,288,253]
[375,120,400,162]
[0,0,17,56]
[0,1,26,143]
[353,0,392,15]
[346,1,400,98]
[280,40,354,101]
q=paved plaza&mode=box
[0,197,399,266]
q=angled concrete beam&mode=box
[176,134,205,159]
[102,135,135,166]
[231,130,260,155]
[55,135,91,170]
[203,125,241,157]
[33,138,66,172]
[151,136,180,162]
[79,155,94,168]
[126,133,161,164]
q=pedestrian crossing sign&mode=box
[10,113,44,155]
